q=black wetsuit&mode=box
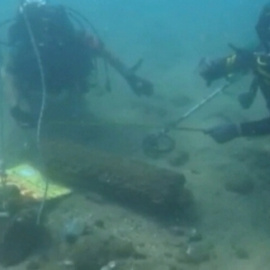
[7,3,94,97]
[203,52,270,137]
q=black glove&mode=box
[10,106,37,128]
[126,74,154,96]
[198,57,225,86]
[238,91,255,109]
[205,123,241,143]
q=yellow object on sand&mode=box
[2,164,71,200]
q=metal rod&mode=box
[173,83,229,127]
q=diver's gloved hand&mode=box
[228,44,254,67]
[10,106,37,128]
[238,91,255,109]
[126,74,154,96]
[236,49,254,67]
[198,58,223,86]
[205,123,241,143]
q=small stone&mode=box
[181,243,211,264]
[109,261,116,267]
[188,228,202,242]
[64,218,85,244]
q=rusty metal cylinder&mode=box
[43,141,193,217]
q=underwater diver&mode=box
[2,0,154,128]
[199,3,270,143]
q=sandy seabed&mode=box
[2,61,270,270]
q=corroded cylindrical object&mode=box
[43,141,193,217]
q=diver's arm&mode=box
[206,116,270,143]
[240,117,270,136]
[84,33,154,96]
[98,46,154,96]
[1,67,19,109]
[1,67,36,127]
[200,51,255,86]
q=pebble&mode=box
[179,243,211,264]
[188,228,203,242]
